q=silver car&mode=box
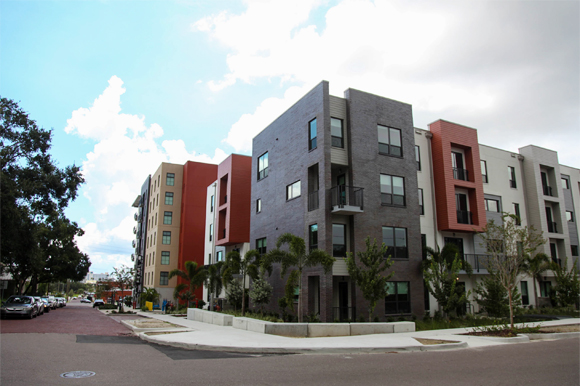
[1,295,38,319]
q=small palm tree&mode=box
[266,233,335,323]
[222,250,260,316]
[205,261,224,311]
[169,260,207,308]
[522,253,551,307]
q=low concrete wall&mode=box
[266,323,308,338]
[308,323,350,337]
[350,323,394,335]
[187,308,233,326]
[391,321,415,333]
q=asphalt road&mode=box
[1,301,579,386]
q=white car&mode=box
[80,298,92,304]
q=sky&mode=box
[2,0,578,275]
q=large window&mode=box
[258,152,269,180]
[380,174,405,206]
[256,238,267,255]
[418,188,424,215]
[163,211,172,225]
[481,160,488,183]
[415,145,421,170]
[162,231,171,245]
[165,192,174,205]
[378,125,402,157]
[385,282,411,314]
[161,251,170,265]
[382,227,407,259]
[286,180,301,200]
[309,224,318,251]
[166,173,175,186]
[160,272,169,286]
[308,118,317,150]
[332,224,346,257]
[485,198,500,212]
[508,166,517,188]
[331,118,344,148]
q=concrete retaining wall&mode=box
[187,308,233,326]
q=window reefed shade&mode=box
[165,192,174,205]
[378,125,402,157]
[286,180,301,200]
[166,173,175,186]
[258,152,269,180]
[161,251,170,265]
[162,231,171,245]
[160,272,169,286]
[163,211,172,225]
[309,118,317,150]
[331,118,344,148]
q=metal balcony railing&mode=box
[333,306,356,322]
[330,186,364,211]
[543,185,553,196]
[453,168,469,181]
[457,210,473,225]
[308,190,319,211]
[548,221,558,233]
[462,254,492,273]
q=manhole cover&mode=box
[60,371,96,378]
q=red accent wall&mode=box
[216,154,252,246]
[429,120,486,232]
[178,161,218,301]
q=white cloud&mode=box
[197,0,579,166]
[66,76,227,273]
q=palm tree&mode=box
[522,253,551,307]
[205,261,224,311]
[222,250,260,316]
[169,261,207,308]
[266,233,335,323]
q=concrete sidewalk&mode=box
[123,311,580,354]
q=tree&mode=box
[478,213,546,328]
[141,287,159,305]
[111,266,134,312]
[222,250,260,316]
[249,274,273,315]
[169,261,207,308]
[346,237,394,321]
[474,272,521,317]
[266,233,335,323]
[225,279,243,311]
[205,261,224,311]
[551,257,580,308]
[521,252,551,307]
[422,244,472,317]
[1,98,87,293]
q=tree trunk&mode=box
[533,276,539,308]
[508,287,514,329]
[241,275,246,316]
[298,271,303,323]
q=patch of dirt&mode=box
[129,320,180,329]
[414,338,460,345]
[463,324,580,337]
[538,325,580,333]
[464,330,519,337]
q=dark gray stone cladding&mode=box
[250,82,424,321]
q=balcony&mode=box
[456,210,473,225]
[330,186,364,215]
[461,254,492,273]
[543,185,553,196]
[308,190,319,211]
[132,240,136,248]
[453,168,469,181]
[547,221,558,233]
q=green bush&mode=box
[98,304,117,310]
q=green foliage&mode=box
[141,287,159,304]
[249,275,273,315]
[222,249,261,316]
[346,237,394,322]
[169,261,207,307]
[225,279,243,311]
[551,257,580,308]
[422,244,471,317]
[474,274,521,317]
[110,266,134,312]
[205,261,224,310]
[98,304,117,310]
[221,309,282,323]
[266,233,335,323]
[521,253,551,306]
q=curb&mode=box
[525,332,580,340]
[120,319,194,333]
[459,334,530,343]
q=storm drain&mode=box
[60,371,96,378]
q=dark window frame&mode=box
[331,117,344,148]
[162,231,171,245]
[415,145,421,170]
[385,281,411,315]
[163,211,172,225]
[256,198,262,213]
[380,174,406,207]
[566,211,574,222]
[377,125,403,157]
[257,152,269,181]
[166,173,175,186]
[514,203,521,225]
[286,180,301,201]
[309,223,318,251]
[418,188,424,215]
[332,223,346,257]
[256,238,267,255]
[308,118,317,151]
[160,272,169,286]
[481,160,488,183]
[485,198,500,212]
[161,251,170,265]
[509,166,517,188]
[382,226,408,259]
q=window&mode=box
[210,195,214,212]
[418,188,424,215]
[160,272,169,286]
[309,224,318,251]
[163,211,172,225]
[452,152,467,181]
[162,231,171,245]
[481,160,488,183]
[380,174,405,206]
[421,234,427,261]
[561,178,569,190]
[256,198,262,213]
[286,180,301,200]
[485,198,499,212]
[332,224,346,257]
[571,245,579,257]
[382,227,408,259]
[308,118,317,150]
[331,118,344,148]
[540,281,552,298]
[385,282,411,314]
[566,211,574,222]
[521,281,529,305]
[508,166,517,188]
[166,173,175,186]
[209,224,213,241]
[514,203,521,225]
[415,145,421,170]
[256,238,267,255]
[378,125,402,157]
[216,250,224,262]
[258,152,269,180]
[161,251,170,265]
[165,192,174,205]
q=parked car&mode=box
[93,299,105,308]
[1,295,38,319]
[41,296,57,310]
[33,297,45,316]
[55,297,66,307]
[80,298,91,304]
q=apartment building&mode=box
[131,176,150,302]
[251,81,424,322]
[132,161,217,303]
